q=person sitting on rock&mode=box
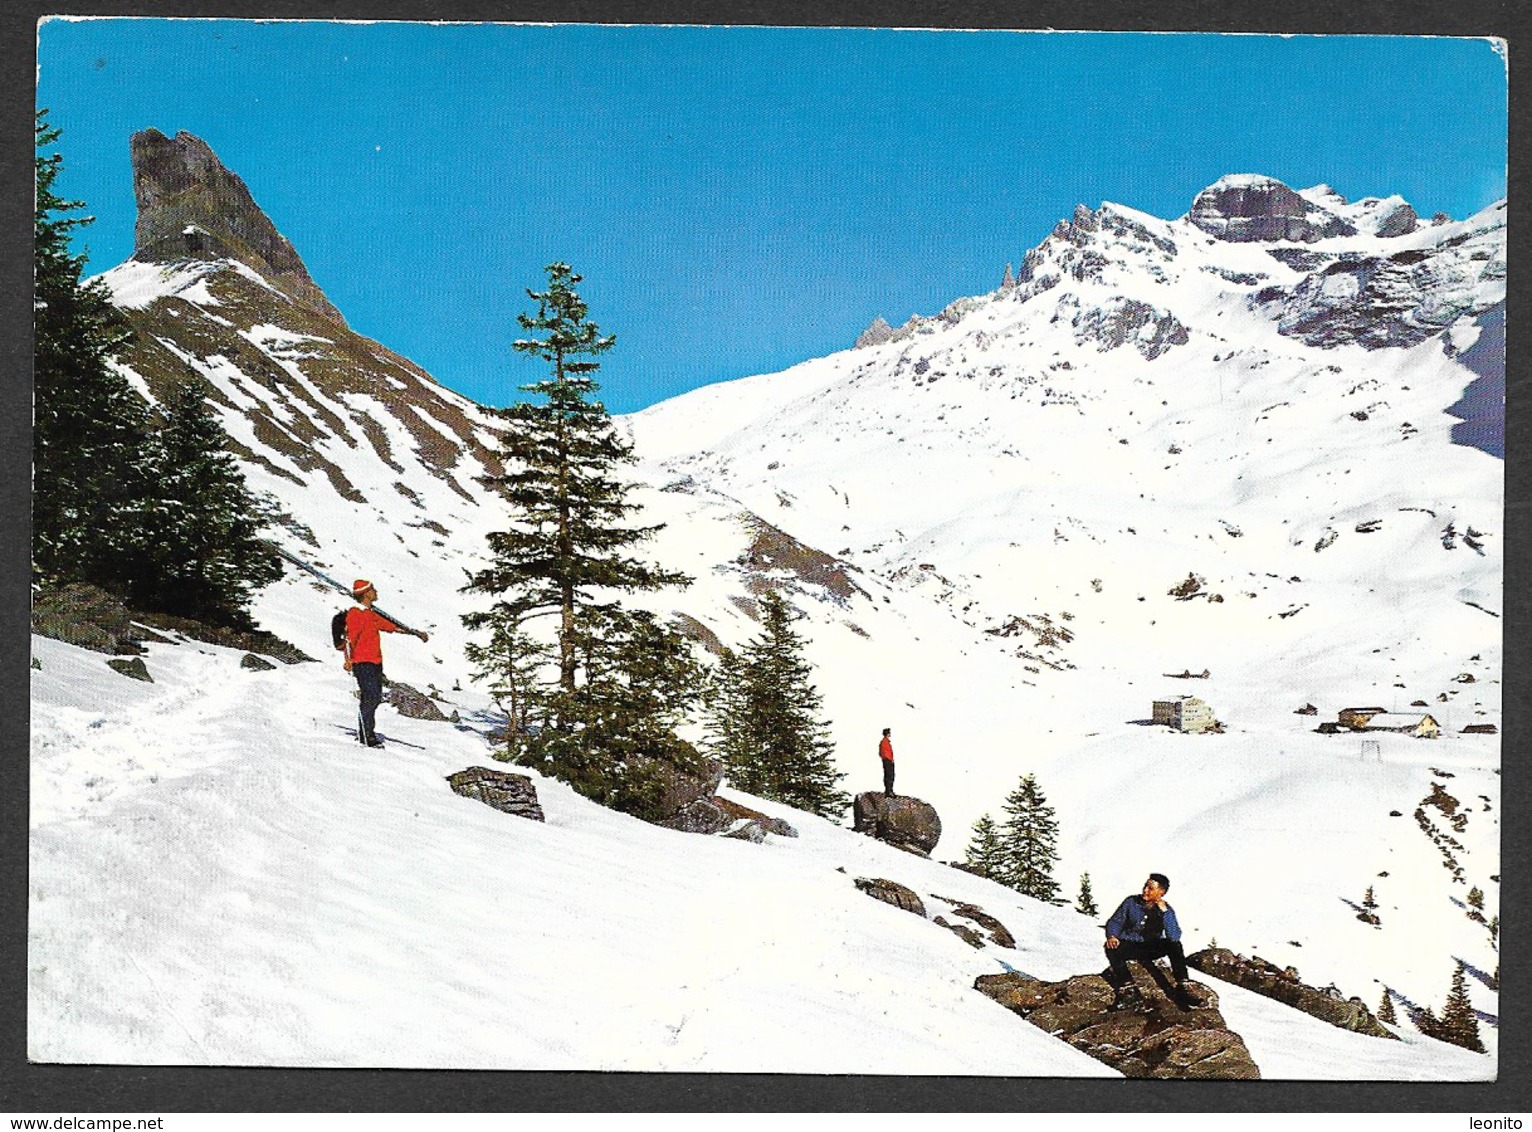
[1103,872,1192,1005]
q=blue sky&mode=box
[36,20,1508,413]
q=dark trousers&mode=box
[353,662,383,743]
[882,758,895,795]
[1105,937,1189,984]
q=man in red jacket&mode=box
[342,579,428,748]
[879,727,895,796]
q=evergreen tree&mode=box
[709,591,849,818]
[463,264,696,813]
[963,814,1006,881]
[130,381,283,627]
[1377,990,1397,1025]
[462,602,549,763]
[704,646,753,771]
[1467,886,1485,911]
[1000,772,1061,901]
[33,110,152,590]
[1076,871,1099,917]
[1436,962,1485,1053]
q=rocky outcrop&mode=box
[447,767,545,822]
[240,653,278,671]
[975,966,1260,1079]
[32,584,145,655]
[107,657,153,683]
[855,316,896,349]
[854,877,927,917]
[1187,948,1396,1039]
[1250,204,1505,351]
[130,129,344,324]
[1072,298,1188,360]
[853,792,942,856]
[386,681,451,722]
[1188,175,1355,244]
[658,793,798,840]
[932,897,1016,948]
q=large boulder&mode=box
[1187,947,1396,1039]
[386,681,450,722]
[447,767,545,822]
[975,965,1260,1079]
[853,792,941,856]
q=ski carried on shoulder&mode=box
[267,541,424,635]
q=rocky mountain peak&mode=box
[1188,174,1356,244]
[130,128,344,325]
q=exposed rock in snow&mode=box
[1188,174,1356,243]
[975,966,1261,1079]
[1188,948,1397,1039]
[854,875,928,916]
[446,766,546,822]
[853,792,942,856]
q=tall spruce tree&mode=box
[131,382,283,627]
[33,111,153,590]
[708,591,849,818]
[963,813,1007,881]
[1001,772,1061,901]
[463,263,696,813]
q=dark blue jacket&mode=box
[1105,895,1181,943]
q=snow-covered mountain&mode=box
[29,131,1503,1077]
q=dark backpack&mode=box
[331,609,350,651]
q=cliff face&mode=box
[130,128,344,325]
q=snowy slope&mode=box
[27,631,1491,1078]
[30,165,1502,1075]
[620,183,1505,1044]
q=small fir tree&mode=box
[1076,871,1099,917]
[709,591,849,818]
[1436,962,1485,1053]
[1000,772,1061,902]
[963,814,1007,881]
[1377,990,1397,1025]
[463,610,549,762]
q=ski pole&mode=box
[266,541,426,637]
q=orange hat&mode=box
[353,579,374,597]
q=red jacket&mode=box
[345,606,400,665]
[879,736,894,762]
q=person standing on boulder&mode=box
[341,579,428,748]
[878,727,896,796]
[1103,873,1192,1004]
